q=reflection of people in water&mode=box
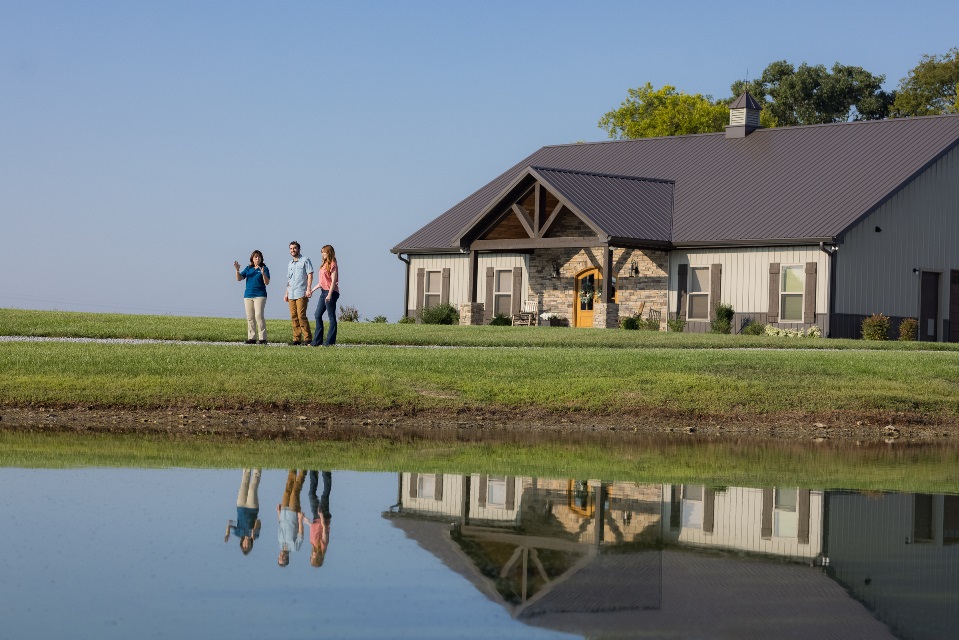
[225,468,262,555]
[308,471,333,567]
[277,469,308,567]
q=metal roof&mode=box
[392,114,959,252]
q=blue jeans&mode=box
[311,289,339,346]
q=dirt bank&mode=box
[2,405,957,445]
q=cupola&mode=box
[725,91,762,138]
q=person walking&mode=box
[233,251,270,344]
[307,471,332,567]
[224,468,262,555]
[309,244,339,347]
[284,241,313,345]
[277,469,307,567]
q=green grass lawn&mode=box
[4,307,959,351]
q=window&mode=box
[780,266,804,322]
[417,474,436,499]
[493,269,512,316]
[687,267,710,320]
[486,476,507,507]
[681,484,704,529]
[424,270,441,308]
[774,488,798,537]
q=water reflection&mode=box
[1,467,956,640]
[224,468,261,555]
[386,474,959,640]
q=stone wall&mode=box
[459,302,485,326]
[528,247,668,328]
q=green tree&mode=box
[598,83,729,139]
[731,61,893,126]
[892,48,959,116]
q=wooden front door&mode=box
[575,269,600,328]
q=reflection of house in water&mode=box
[662,485,824,562]
[386,474,895,639]
[825,492,959,640]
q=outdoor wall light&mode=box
[913,268,920,274]
[629,261,639,277]
[551,261,561,279]
[875,226,882,232]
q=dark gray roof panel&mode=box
[532,167,673,243]
[393,115,959,251]
[730,91,763,110]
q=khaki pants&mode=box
[236,468,261,508]
[288,297,311,342]
[244,297,267,341]
[281,470,307,513]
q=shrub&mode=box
[367,315,388,323]
[667,318,686,333]
[764,325,822,338]
[641,317,661,331]
[861,313,890,340]
[489,313,512,326]
[420,303,459,325]
[338,305,360,322]
[710,304,734,334]
[898,317,918,341]
[741,320,766,336]
[398,315,416,324]
[620,316,639,330]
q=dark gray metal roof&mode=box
[530,167,673,244]
[392,114,959,252]
[730,91,763,110]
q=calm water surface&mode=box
[1,467,957,640]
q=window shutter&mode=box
[478,475,488,507]
[761,488,773,539]
[709,264,722,321]
[506,477,516,510]
[669,485,682,530]
[767,263,780,323]
[803,262,817,324]
[677,264,688,319]
[415,268,425,320]
[511,267,523,315]
[409,473,418,498]
[440,268,451,305]
[798,489,811,544]
[484,268,494,323]
[434,473,444,501]
[703,488,716,533]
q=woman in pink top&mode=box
[309,245,340,347]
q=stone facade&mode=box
[527,247,668,328]
[459,302,485,326]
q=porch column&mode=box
[602,245,613,302]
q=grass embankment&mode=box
[3,432,957,493]
[4,307,959,351]
[3,340,959,418]
[2,308,959,420]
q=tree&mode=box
[892,48,959,116]
[731,61,893,126]
[598,83,729,139]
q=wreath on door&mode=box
[579,280,595,305]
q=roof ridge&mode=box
[531,165,675,185]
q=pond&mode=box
[1,465,957,639]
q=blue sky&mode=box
[2,1,956,323]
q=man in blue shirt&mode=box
[284,241,313,345]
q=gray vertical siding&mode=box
[836,145,959,331]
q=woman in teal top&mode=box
[233,250,270,344]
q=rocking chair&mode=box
[512,299,538,326]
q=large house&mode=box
[392,95,959,339]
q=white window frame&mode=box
[687,267,710,321]
[493,269,512,317]
[780,265,804,322]
[773,488,798,538]
[423,270,442,309]
[417,474,436,500]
